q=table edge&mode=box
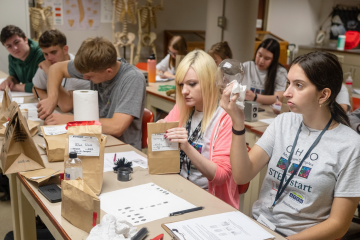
[17,173,71,240]
[146,90,176,103]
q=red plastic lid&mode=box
[66,121,101,130]
[345,31,360,49]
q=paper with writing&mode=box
[43,125,67,136]
[68,135,100,156]
[151,133,179,152]
[104,151,148,172]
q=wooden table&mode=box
[16,144,286,240]
[146,81,176,119]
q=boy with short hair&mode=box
[37,37,146,150]
[33,29,90,112]
[0,25,44,92]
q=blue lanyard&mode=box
[269,117,333,211]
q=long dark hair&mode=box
[255,38,282,95]
[290,51,350,126]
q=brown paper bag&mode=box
[0,102,45,174]
[64,122,107,195]
[147,122,180,174]
[0,119,39,137]
[20,168,61,187]
[0,86,12,115]
[41,125,67,162]
[61,179,100,233]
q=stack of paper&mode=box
[156,75,174,82]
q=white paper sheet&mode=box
[104,151,148,172]
[100,0,113,23]
[43,125,67,136]
[99,183,196,226]
[18,103,59,122]
[0,78,6,84]
[156,75,174,82]
[271,104,281,111]
[0,91,34,98]
[165,211,275,240]
[0,97,24,104]
[68,135,100,156]
[151,133,179,152]
[259,118,275,125]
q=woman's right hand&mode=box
[220,83,245,127]
[156,119,166,123]
[272,101,282,114]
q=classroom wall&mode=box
[266,0,360,55]
[0,0,30,74]
[54,0,207,62]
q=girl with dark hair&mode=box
[208,41,233,66]
[243,38,287,105]
[156,35,187,79]
[220,51,360,239]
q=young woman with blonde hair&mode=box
[156,35,187,79]
[158,49,240,209]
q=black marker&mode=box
[169,206,204,216]
[131,227,148,240]
[33,87,41,102]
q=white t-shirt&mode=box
[156,54,175,75]
[253,112,360,236]
[33,53,90,91]
[180,106,224,189]
[242,61,287,94]
[335,84,351,111]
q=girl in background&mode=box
[208,41,233,66]
[156,35,187,79]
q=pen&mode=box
[33,87,41,102]
[113,153,117,162]
[276,96,279,102]
[169,206,204,216]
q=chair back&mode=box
[136,62,148,71]
[142,108,154,148]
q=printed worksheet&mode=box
[99,183,196,226]
[104,151,148,172]
[165,211,275,240]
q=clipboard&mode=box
[161,223,181,240]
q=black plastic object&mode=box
[117,167,132,182]
[148,53,156,60]
[131,227,148,240]
[69,152,77,158]
[38,184,62,203]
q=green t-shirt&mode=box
[8,38,45,93]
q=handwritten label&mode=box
[43,125,67,136]
[68,135,100,156]
[3,121,8,128]
[151,133,179,152]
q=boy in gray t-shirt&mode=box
[37,37,146,150]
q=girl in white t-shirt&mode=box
[243,38,287,105]
[221,51,360,239]
[156,35,187,79]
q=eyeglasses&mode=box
[168,50,177,57]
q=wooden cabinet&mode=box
[298,46,360,88]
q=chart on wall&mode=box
[64,0,100,30]
[42,0,64,25]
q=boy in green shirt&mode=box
[0,25,45,92]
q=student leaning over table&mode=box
[0,25,45,92]
[208,41,233,66]
[157,50,239,209]
[220,51,360,239]
[36,37,145,150]
[243,38,287,105]
[33,29,90,112]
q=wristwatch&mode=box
[253,93,258,102]
[232,127,245,135]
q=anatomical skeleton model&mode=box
[29,0,54,41]
[133,0,163,65]
[112,0,137,65]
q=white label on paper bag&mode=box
[68,135,100,156]
[7,89,12,102]
[43,125,67,136]
[151,133,179,152]
[3,121,8,127]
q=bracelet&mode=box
[232,126,245,135]
[253,93,258,102]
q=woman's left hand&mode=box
[245,89,256,101]
[165,127,190,150]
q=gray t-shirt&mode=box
[67,58,146,150]
[33,53,90,91]
[180,106,224,189]
[252,112,360,236]
[243,61,287,94]
[335,84,351,112]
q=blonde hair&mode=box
[74,37,117,73]
[168,35,188,69]
[175,50,219,133]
